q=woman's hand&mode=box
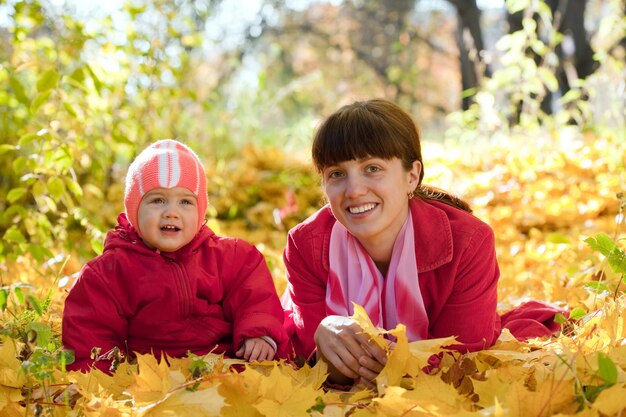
[236,337,276,362]
[314,315,388,386]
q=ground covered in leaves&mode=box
[1,131,625,416]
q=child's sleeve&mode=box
[222,241,289,358]
[62,263,128,373]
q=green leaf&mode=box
[3,226,27,244]
[584,233,615,257]
[553,313,567,324]
[585,234,626,274]
[85,64,103,95]
[36,69,60,93]
[47,176,66,200]
[7,187,28,203]
[9,75,29,105]
[597,352,618,385]
[14,286,25,305]
[26,322,53,347]
[607,247,626,275]
[91,237,104,255]
[0,289,7,311]
[18,132,39,147]
[538,67,559,92]
[28,244,53,263]
[584,281,611,297]
[0,144,16,155]
[547,233,571,245]
[570,307,587,321]
[63,101,78,117]
[30,90,52,114]
[27,295,44,317]
[65,178,83,198]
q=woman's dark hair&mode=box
[312,99,471,212]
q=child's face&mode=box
[137,187,199,252]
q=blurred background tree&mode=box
[0,0,624,268]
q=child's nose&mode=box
[163,204,179,218]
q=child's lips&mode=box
[161,225,181,231]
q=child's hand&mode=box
[235,337,276,362]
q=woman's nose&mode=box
[345,175,366,197]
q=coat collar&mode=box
[409,198,454,272]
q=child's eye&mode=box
[151,197,166,204]
[181,199,193,205]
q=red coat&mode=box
[63,214,288,372]
[282,199,502,359]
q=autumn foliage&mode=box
[1,0,625,415]
[1,130,625,417]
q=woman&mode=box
[282,99,562,386]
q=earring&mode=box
[408,191,415,199]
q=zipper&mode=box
[166,257,192,317]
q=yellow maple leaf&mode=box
[499,372,578,417]
[376,324,412,393]
[219,371,263,417]
[0,338,26,388]
[126,354,184,404]
[253,364,324,417]
[278,359,328,389]
[69,361,136,399]
[351,303,388,350]
[137,385,224,417]
[407,335,458,366]
[373,381,465,416]
[591,383,626,416]
[373,386,430,416]
[0,385,25,417]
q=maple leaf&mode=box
[351,303,389,351]
[126,353,185,404]
[407,335,458,366]
[497,370,578,417]
[591,383,626,416]
[253,364,325,417]
[376,324,413,393]
[0,338,26,388]
[0,385,26,417]
[373,381,467,416]
[219,371,263,417]
[278,359,328,389]
[137,385,224,417]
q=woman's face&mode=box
[322,156,421,254]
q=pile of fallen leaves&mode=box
[1,130,625,416]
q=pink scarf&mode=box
[326,211,428,341]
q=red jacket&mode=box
[63,214,288,372]
[282,199,502,359]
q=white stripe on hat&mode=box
[193,152,200,194]
[157,140,181,188]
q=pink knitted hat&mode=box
[124,139,207,234]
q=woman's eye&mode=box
[327,171,344,179]
[366,165,381,173]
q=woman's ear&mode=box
[408,160,422,191]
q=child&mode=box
[62,139,288,372]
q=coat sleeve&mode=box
[282,230,328,359]
[428,224,501,352]
[62,263,128,373]
[221,240,289,358]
